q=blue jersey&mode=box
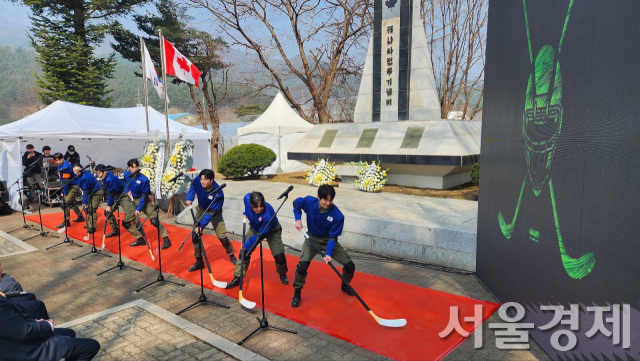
[242,193,279,250]
[124,171,151,211]
[57,161,77,193]
[77,170,101,205]
[293,196,345,257]
[103,171,125,206]
[186,178,224,228]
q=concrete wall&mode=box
[177,197,477,272]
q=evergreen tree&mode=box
[23,0,150,106]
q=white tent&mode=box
[0,101,212,210]
[234,93,313,174]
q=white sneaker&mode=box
[24,208,32,214]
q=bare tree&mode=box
[185,0,373,124]
[422,0,487,120]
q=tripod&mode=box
[238,187,297,345]
[7,157,44,234]
[72,183,111,260]
[97,207,141,276]
[135,189,185,293]
[176,209,229,315]
[22,191,59,242]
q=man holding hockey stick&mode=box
[122,159,171,250]
[226,191,289,289]
[291,184,355,308]
[185,169,237,272]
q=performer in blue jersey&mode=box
[95,164,123,238]
[122,159,171,249]
[225,192,289,289]
[72,163,104,234]
[185,169,237,272]
[291,185,355,308]
[52,153,84,228]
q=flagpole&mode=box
[139,36,150,133]
[159,29,171,156]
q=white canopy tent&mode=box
[234,93,313,174]
[0,101,212,210]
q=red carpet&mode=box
[28,211,499,360]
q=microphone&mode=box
[277,185,294,200]
[168,171,184,183]
[86,155,94,164]
[211,183,226,194]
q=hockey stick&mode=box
[301,230,407,328]
[189,207,227,289]
[137,214,155,262]
[238,217,256,309]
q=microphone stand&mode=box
[72,176,111,260]
[97,207,142,276]
[7,155,44,233]
[46,168,87,250]
[238,186,297,345]
[21,189,59,242]
[135,180,185,293]
[176,207,229,315]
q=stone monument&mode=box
[288,0,481,189]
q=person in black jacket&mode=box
[64,145,81,166]
[21,144,42,203]
[0,291,100,361]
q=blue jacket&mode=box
[186,177,224,228]
[124,171,151,211]
[103,171,125,206]
[293,196,344,257]
[77,170,101,205]
[57,161,77,194]
[242,193,279,250]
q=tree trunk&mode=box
[201,79,219,170]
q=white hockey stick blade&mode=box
[57,227,66,233]
[369,311,406,327]
[213,280,227,289]
[83,235,89,241]
[239,291,256,309]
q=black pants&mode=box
[57,328,101,361]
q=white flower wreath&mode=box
[354,161,388,192]
[305,159,336,186]
[138,141,164,190]
[161,135,194,197]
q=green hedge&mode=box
[218,144,276,178]
[471,162,480,186]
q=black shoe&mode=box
[188,258,204,272]
[280,274,289,285]
[72,216,85,222]
[83,225,88,229]
[226,277,241,289]
[129,238,146,247]
[341,282,356,296]
[87,228,96,234]
[229,254,238,266]
[161,237,171,250]
[56,221,70,229]
[105,230,119,238]
[291,289,301,308]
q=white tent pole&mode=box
[139,36,150,133]
[159,29,171,156]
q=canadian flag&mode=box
[163,38,202,89]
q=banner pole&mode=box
[139,36,150,133]
[158,30,171,159]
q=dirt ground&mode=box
[252,171,479,201]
